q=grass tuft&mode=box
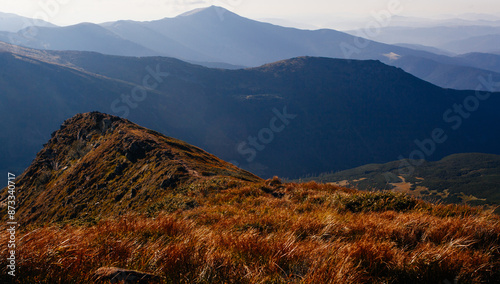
[1,180,499,283]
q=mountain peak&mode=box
[0,11,56,32]
[9,112,260,224]
[178,5,238,20]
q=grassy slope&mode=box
[0,112,259,225]
[0,113,499,283]
[0,179,499,283]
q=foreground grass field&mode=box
[1,178,499,283]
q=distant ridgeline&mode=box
[298,153,500,211]
[0,43,500,179]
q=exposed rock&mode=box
[2,112,261,225]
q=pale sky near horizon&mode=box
[1,0,499,28]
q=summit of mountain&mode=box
[1,112,259,224]
[0,11,56,32]
[178,5,239,19]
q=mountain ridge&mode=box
[1,46,499,179]
[0,11,56,32]
[1,112,259,224]
[1,6,499,89]
[1,22,158,57]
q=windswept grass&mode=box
[1,178,499,283]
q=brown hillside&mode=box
[1,112,259,224]
[0,113,499,283]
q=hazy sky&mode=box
[1,0,499,27]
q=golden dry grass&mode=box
[1,178,499,283]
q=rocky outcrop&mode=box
[3,112,260,224]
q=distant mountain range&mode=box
[456,53,500,73]
[374,14,500,28]
[1,6,500,90]
[441,34,500,54]
[347,25,500,55]
[2,22,158,57]
[0,11,55,32]
[1,43,499,179]
[299,153,500,211]
[387,54,500,90]
[1,9,499,284]
[346,25,500,50]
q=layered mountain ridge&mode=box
[1,6,500,89]
[1,45,500,179]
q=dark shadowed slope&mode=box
[1,46,500,179]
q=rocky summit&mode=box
[4,112,259,224]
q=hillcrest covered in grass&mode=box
[0,112,259,225]
[0,113,499,283]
